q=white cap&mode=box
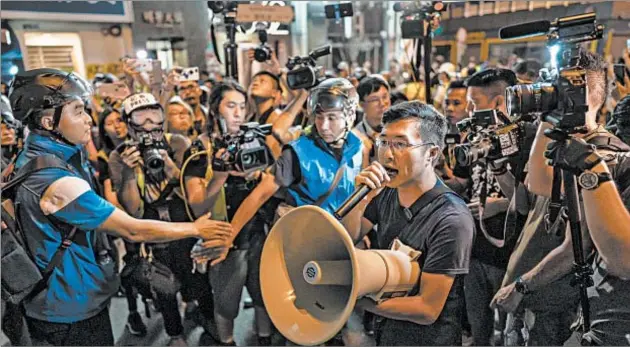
[122,92,160,116]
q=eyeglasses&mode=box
[375,138,434,153]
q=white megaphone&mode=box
[260,187,422,346]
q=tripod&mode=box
[546,129,594,334]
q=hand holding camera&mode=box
[543,132,603,175]
[120,145,144,170]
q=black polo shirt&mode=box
[364,179,475,346]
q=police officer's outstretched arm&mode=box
[38,174,233,244]
[99,208,232,244]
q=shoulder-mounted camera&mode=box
[286,45,332,90]
[213,122,273,173]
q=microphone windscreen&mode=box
[499,20,551,40]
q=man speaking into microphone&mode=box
[342,101,474,346]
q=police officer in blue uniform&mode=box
[8,68,232,346]
[192,77,363,262]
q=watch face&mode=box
[579,172,598,190]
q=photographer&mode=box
[247,70,308,158]
[341,101,474,346]
[450,68,521,346]
[436,80,468,181]
[353,75,391,166]
[108,93,215,345]
[182,81,275,346]
[6,69,231,346]
[491,51,630,346]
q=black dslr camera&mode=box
[286,45,332,90]
[213,122,273,173]
[137,133,168,177]
[501,13,604,132]
[453,110,521,167]
[253,29,272,63]
[117,133,168,177]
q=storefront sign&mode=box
[141,10,183,28]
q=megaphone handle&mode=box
[334,185,371,220]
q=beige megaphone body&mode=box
[260,204,422,346]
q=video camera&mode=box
[453,109,521,166]
[285,45,332,90]
[500,13,604,132]
[213,122,273,173]
[394,1,447,39]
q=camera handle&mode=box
[547,132,594,334]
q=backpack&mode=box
[1,155,77,305]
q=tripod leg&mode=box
[562,170,592,332]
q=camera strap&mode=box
[314,163,347,207]
[477,161,506,248]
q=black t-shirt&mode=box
[584,151,630,345]
[454,156,523,268]
[181,138,274,247]
[364,180,475,346]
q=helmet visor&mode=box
[308,92,347,116]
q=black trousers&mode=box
[25,308,113,346]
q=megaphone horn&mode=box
[260,187,422,346]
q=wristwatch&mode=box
[514,276,531,295]
[578,171,612,191]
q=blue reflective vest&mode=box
[287,131,363,215]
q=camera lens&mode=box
[254,46,271,63]
[287,66,316,90]
[506,83,557,117]
[144,149,164,175]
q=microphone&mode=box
[499,20,551,40]
[334,185,371,220]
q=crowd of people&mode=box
[1,40,630,347]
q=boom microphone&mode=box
[499,20,551,40]
[334,185,371,220]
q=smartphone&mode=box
[97,82,130,100]
[135,59,153,72]
[151,60,163,85]
[627,38,630,50]
[614,64,627,86]
[178,67,200,82]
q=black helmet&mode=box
[8,68,92,124]
[307,78,359,143]
[307,77,358,124]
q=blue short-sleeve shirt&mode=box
[14,133,118,323]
